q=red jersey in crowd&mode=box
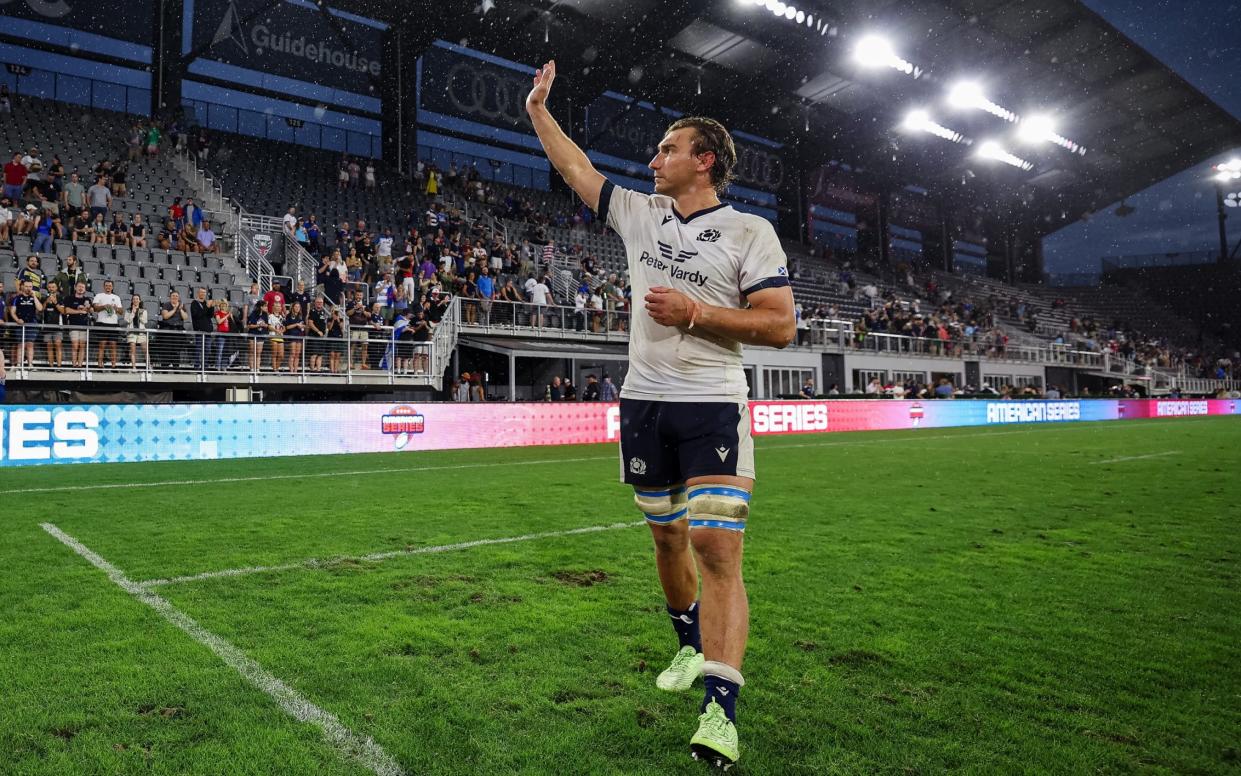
[4,160,27,186]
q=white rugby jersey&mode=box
[599,181,789,403]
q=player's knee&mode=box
[690,529,741,576]
[648,520,688,554]
[634,486,687,526]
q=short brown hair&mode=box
[665,116,737,194]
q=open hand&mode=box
[526,60,556,113]
[644,286,697,328]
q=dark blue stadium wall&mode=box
[0,0,155,115]
[179,0,385,158]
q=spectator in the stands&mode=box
[305,215,321,253]
[288,280,311,313]
[1045,384,1062,400]
[18,255,46,291]
[800,377,816,399]
[337,160,349,190]
[31,210,59,254]
[129,213,149,248]
[425,167,439,197]
[319,250,346,305]
[145,123,160,156]
[196,221,219,255]
[39,280,63,367]
[563,378,576,401]
[87,175,111,222]
[12,203,36,238]
[184,197,202,231]
[293,218,309,251]
[8,279,43,368]
[376,228,394,273]
[409,309,431,374]
[934,377,955,399]
[4,152,27,202]
[375,272,395,323]
[90,212,109,246]
[326,305,345,373]
[548,375,563,401]
[177,217,199,252]
[63,282,92,368]
[110,162,128,197]
[92,279,123,369]
[158,218,176,250]
[347,158,360,188]
[0,197,13,244]
[168,196,184,230]
[108,212,129,247]
[156,290,189,367]
[306,296,328,372]
[54,255,88,295]
[127,123,143,162]
[283,300,305,372]
[348,290,370,369]
[61,172,84,213]
[246,298,268,370]
[0,84,9,115]
[190,287,215,369]
[365,162,376,189]
[282,206,297,234]
[125,293,149,368]
[865,377,883,395]
[582,374,600,401]
[267,301,286,371]
[68,207,90,242]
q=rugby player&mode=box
[526,60,795,768]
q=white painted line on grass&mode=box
[1089,450,1182,465]
[40,523,406,776]
[0,454,615,496]
[141,520,646,588]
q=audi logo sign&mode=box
[443,62,533,127]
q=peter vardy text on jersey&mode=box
[637,250,710,288]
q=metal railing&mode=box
[452,298,630,340]
[1,322,436,383]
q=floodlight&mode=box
[795,9,805,22]
[901,109,965,143]
[948,81,984,109]
[1017,114,1055,144]
[854,35,895,68]
[976,140,1033,171]
[902,109,930,132]
[772,2,786,15]
[785,5,797,19]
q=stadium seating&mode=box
[1,96,252,319]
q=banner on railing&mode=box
[1,399,1236,467]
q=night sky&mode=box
[1041,0,1241,277]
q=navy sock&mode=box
[703,673,739,722]
[666,601,702,653]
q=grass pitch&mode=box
[2,417,1239,775]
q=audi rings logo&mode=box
[443,62,532,127]
[733,145,783,191]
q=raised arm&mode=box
[525,60,606,213]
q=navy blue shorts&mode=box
[619,398,755,487]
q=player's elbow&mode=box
[767,318,797,349]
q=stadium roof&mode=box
[335,0,1241,235]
